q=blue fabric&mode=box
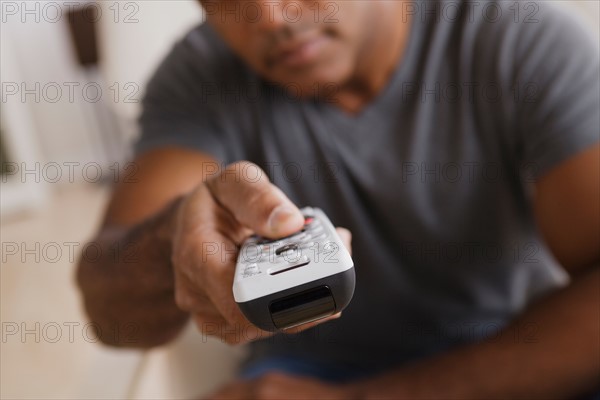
[241,356,600,399]
[239,356,374,383]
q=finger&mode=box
[194,314,269,345]
[176,199,273,342]
[213,202,254,245]
[283,312,342,334]
[180,288,223,317]
[205,161,304,238]
[174,184,250,245]
[335,227,352,256]
[189,230,247,326]
[204,381,250,400]
[173,279,212,314]
[180,235,274,343]
[228,322,274,344]
[192,313,229,335]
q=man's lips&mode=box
[268,31,328,69]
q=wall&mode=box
[98,1,204,123]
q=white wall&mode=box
[98,1,204,123]
[1,4,104,168]
[0,1,204,179]
[570,0,600,33]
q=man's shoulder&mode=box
[177,23,237,69]
[147,23,254,93]
[433,0,598,88]
[464,1,596,61]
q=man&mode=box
[77,0,600,398]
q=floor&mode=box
[1,184,245,399]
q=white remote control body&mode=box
[233,207,355,331]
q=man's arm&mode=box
[77,149,339,348]
[76,147,218,348]
[354,145,600,399]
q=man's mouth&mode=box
[268,30,328,69]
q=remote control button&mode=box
[241,244,262,260]
[296,234,313,244]
[269,256,310,275]
[241,263,262,278]
[309,226,324,236]
[275,234,309,251]
[275,243,299,256]
[262,241,284,252]
[243,263,258,271]
[302,209,315,218]
[295,233,311,243]
[257,227,307,246]
[313,233,328,241]
[298,241,316,250]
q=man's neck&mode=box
[332,5,413,115]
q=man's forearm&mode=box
[76,197,189,348]
[354,266,600,399]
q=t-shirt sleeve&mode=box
[513,4,600,178]
[135,26,234,163]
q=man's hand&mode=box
[171,161,351,345]
[77,149,351,348]
[206,372,354,400]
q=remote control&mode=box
[233,207,355,332]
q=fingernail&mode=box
[268,205,297,233]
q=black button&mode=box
[275,243,299,256]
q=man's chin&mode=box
[271,69,349,102]
[272,78,341,103]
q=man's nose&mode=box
[249,0,300,35]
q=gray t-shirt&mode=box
[136,0,599,372]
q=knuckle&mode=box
[192,315,210,332]
[255,373,286,396]
[231,161,267,182]
[245,182,271,205]
[244,184,278,220]
[176,255,203,286]
[174,279,208,313]
[213,161,269,187]
[204,258,231,285]
[171,243,192,271]
[171,238,187,270]
[215,303,239,327]
[174,289,194,311]
[170,251,181,269]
